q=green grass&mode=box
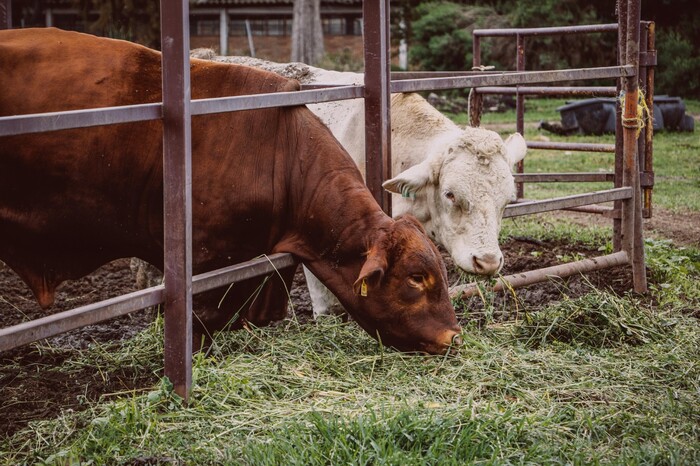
[448,97,700,212]
[2,236,699,464]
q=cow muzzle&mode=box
[425,327,463,355]
[472,252,503,276]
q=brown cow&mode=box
[0,28,461,354]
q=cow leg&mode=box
[243,265,297,326]
[302,266,346,319]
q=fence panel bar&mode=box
[0,253,297,352]
[475,86,616,96]
[0,104,162,137]
[526,141,616,152]
[621,0,647,293]
[504,187,631,218]
[391,66,634,94]
[161,0,193,401]
[473,23,618,37]
[641,22,656,217]
[0,286,165,352]
[363,0,392,214]
[191,85,364,115]
[450,251,629,299]
[513,173,615,183]
[515,33,526,198]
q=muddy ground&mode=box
[1,209,697,439]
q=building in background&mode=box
[11,0,363,64]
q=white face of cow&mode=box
[383,131,527,276]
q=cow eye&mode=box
[407,274,425,288]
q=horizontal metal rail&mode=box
[475,86,616,96]
[0,253,295,352]
[392,71,502,80]
[503,187,631,218]
[192,253,297,294]
[190,85,364,116]
[564,205,614,215]
[0,86,364,137]
[527,141,616,152]
[449,250,629,299]
[474,23,618,37]
[0,103,162,137]
[513,172,615,183]
[391,65,634,94]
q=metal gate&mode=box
[0,0,649,401]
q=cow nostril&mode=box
[452,334,463,347]
[473,254,501,275]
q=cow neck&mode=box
[280,119,392,293]
[390,93,458,140]
[295,166,390,261]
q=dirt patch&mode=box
[549,208,700,249]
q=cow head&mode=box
[383,131,527,276]
[342,216,462,355]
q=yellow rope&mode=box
[619,90,652,138]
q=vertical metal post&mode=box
[0,0,10,29]
[613,0,628,252]
[621,0,647,293]
[637,21,649,220]
[642,21,655,218]
[160,0,193,401]
[469,35,483,127]
[363,0,392,215]
[515,33,525,199]
[219,9,229,56]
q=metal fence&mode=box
[0,0,649,400]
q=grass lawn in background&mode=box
[448,97,700,213]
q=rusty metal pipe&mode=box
[363,0,392,214]
[620,0,647,293]
[642,22,656,218]
[474,23,618,38]
[475,86,616,96]
[450,251,629,300]
[390,66,635,94]
[526,141,616,152]
[503,187,631,218]
[513,173,615,183]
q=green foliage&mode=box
[409,2,511,72]
[645,238,700,310]
[508,0,617,73]
[409,0,700,98]
[655,31,700,97]
[73,0,161,48]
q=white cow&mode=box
[136,53,527,318]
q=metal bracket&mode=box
[603,208,622,219]
[640,171,655,188]
[640,50,657,67]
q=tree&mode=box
[409,2,512,72]
[74,0,160,48]
[291,0,324,65]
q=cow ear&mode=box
[382,160,432,197]
[353,249,387,296]
[504,132,527,167]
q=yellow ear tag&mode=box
[360,278,368,297]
